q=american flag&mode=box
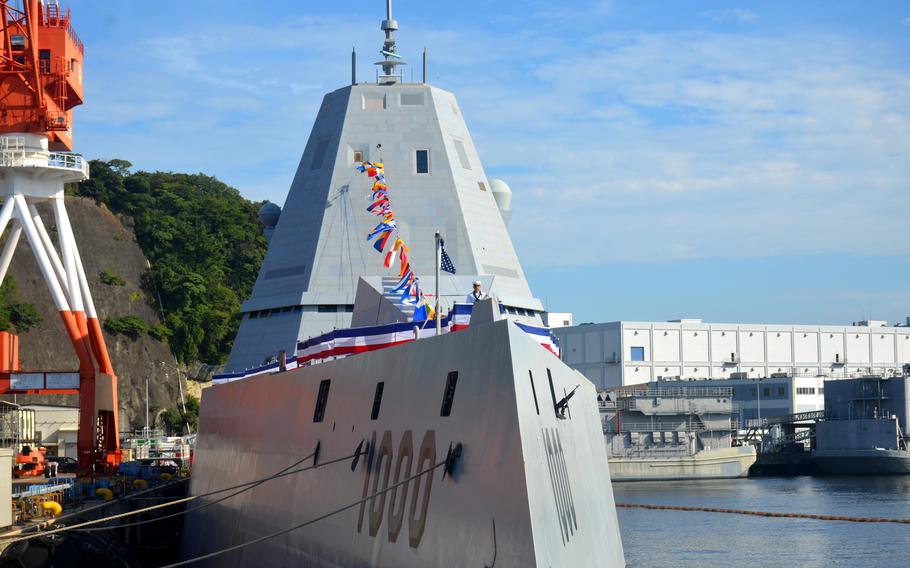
[440,239,456,274]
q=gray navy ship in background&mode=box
[181,2,625,566]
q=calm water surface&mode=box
[613,476,910,567]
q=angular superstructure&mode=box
[227,81,543,371]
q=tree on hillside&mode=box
[69,160,268,364]
[0,277,42,333]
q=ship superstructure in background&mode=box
[600,385,756,480]
[0,0,121,470]
[813,374,910,474]
[225,0,540,372]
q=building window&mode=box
[415,149,430,174]
[353,150,364,163]
[39,49,51,73]
[317,305,336,313]
[778,387,786,396]
[796,387,816,395]
[763,388,770,397]
[630,347,645,362]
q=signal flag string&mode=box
[357,161,436,322]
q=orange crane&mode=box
[1,0,121,473]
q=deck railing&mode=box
[0,136,89,177]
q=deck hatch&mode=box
[440,371,458,417]
[313,379,331,422]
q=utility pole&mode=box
[145,377,150,441]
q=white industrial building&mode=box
[554,318,910,390]
[543,312,573,329]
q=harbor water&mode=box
[614,476,910,567]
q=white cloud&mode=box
[700,9,758,23]
[699,8,758,24]
[75,12,910,269]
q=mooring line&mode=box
[616,503,910,524]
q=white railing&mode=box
[0,136,89,178]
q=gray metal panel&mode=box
[183,320,624,566]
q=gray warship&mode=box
[813,374,910,474]
[181,3,625,566]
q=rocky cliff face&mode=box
[4,197,180,432]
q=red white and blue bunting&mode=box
[213,304,559,384]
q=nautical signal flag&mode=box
[440,239,456,274]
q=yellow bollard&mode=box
[41,501,63,517]
[160,472,173,481]
[95,487,114,501]
[133,479,149,490]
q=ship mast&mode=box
[376,0,406,83]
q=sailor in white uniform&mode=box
[466,280,487,304]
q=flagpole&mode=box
[435,231,441,335]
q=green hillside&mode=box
[68,160,268,365]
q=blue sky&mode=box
[66,0,910,325]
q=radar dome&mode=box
[489,179,512,225]
[259,202,282,228]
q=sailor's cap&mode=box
[473,280,482,286]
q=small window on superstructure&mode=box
[477,181,487,191]
[353,150,364,163]
[415,149,430,174]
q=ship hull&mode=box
[182,319,624,566]
[608,445,757,482]
[812,449,910,475]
